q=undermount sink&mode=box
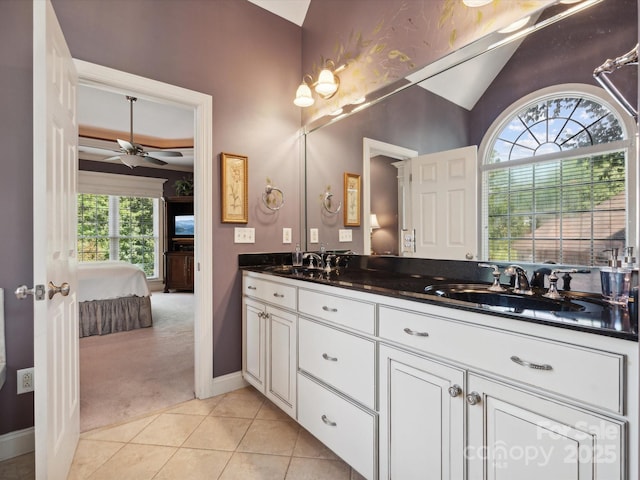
[424,283,586,312]
[265,265,326,276]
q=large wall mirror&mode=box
[304,0,638,267]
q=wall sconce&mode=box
[294,60,342,107]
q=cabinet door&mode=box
[379,345,465,480]
[266,306,296,418]
[467,374,625,480]
[242,298,265,392]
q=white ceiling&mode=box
[247,0,311,26]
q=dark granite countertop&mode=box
[239,253,638,341]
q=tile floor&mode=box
[1,387,367,480]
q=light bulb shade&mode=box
[120,154,142,168]
[462,0,492,6]
[294,82,314,107]
[370,214,381,229]
[315,68,338,96]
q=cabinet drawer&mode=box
[243,276,296,310]
[298,318,375,409]
[379,306,624,413]
[298,288,375,334]
[297,374,376,480]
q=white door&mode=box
[379,345,465,480]
[410,145,477,259]
[466,374,625,480]
[33,1,79,478]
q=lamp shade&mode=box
[462,0,492,6]
[294,82,314,107]
[315,68,338,96]
[370,214,381,229]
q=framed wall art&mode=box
[221,152,248,223]
[344,172,361,227]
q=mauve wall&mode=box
[0,0,302,436]
[470,0,638,145]
[0,1,35,436]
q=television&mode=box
[174,214,195,236]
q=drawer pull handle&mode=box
[322,306,338,313]
[322,353,338,362]
[466,392,481,405]
[321,415,337,427]
[403,327,429,337]
[247,285,257,290]
[510,355,553,371]
[273,293,285,298]
[448,384,462,398]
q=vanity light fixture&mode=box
[352,96,366,105]
[462,0,492,7]
[498,16,531,34]
[294,59,343,107]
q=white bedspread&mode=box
[78,261,150,302]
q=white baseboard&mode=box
[0,427,35,462]
[204,371,248,398]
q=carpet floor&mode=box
[79,292,195,432]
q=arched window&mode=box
[479,84,636,265]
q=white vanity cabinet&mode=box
[242,275,297,418]
[241,270,637,480]
[466,373,625,480]
[378,344,466,479]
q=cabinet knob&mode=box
[448,384,462,397]
[466,392,481,405]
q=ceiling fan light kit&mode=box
[104,95,183,168]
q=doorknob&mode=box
[48,281,70,300]
[15,284,46,301]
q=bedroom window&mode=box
[78,194,160,277]
[479,85,636,266]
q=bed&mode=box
[78,261,152,337]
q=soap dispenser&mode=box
[601,248,632,304]
[292,243,303,267]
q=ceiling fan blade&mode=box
[117,138,135,153]
[103,155,122,162]
[146,150,184,157]
[143,155,169,166]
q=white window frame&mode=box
[477,83,637,264]
[78,171,167,285]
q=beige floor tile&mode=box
[237,419,300,456]
[166,396,223,416]
[219,452,290,480]
[285,457,351,480]
[67,439,124,480]
[82,414,159,443]
[292,429,340,460]
[131,413,204,447]
[256,400,293,421]
[154,448,232,480]
[88,443,176,480]
[183,416,252,451]
[210,391,264,419]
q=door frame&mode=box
[75,60,215,398]
[362,138,418,255]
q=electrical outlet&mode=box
[234,227,255,243]
[17,368,34,394]
[309,228,319,244]
[282,227,292,244]
[338,229,352,242]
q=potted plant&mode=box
[174,177,194,196]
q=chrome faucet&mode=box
[504,265,533,295]
[303,252,323,269]
[478,263,506,292]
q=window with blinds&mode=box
[481,89,631,265]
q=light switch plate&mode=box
[338,229,352,242]
[234,227,255,243]
[283,227,292,244]
[309,228,319,243]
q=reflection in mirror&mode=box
[304,0,638,268]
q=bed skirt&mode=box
[79,296,152,338]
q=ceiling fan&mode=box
[104,95,183,168]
